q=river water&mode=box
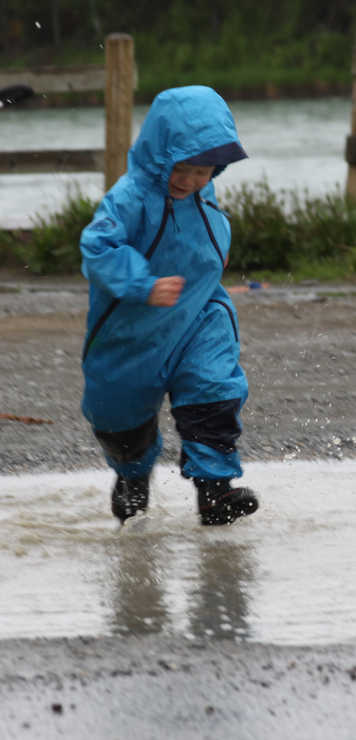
[0,97,351,228]
[2,460,356,645]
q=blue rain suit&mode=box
[80,86,248,481]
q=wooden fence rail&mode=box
[0,33,133,188]
[0,149,104,174]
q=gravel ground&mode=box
[0,273,355,474]
[1,272,356,738]
[1,635,356,740]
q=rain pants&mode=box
[80,85,248,481]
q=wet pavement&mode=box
[2,459,355,646]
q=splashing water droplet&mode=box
[332,437,341,446]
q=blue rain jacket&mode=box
[80,86,248,435]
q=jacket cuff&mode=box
[121,275,157,304]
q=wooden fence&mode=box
[346,44,356,198]
[0,34,134,191]
[2,37,355,197]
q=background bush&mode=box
[11,188,98,274]
[224,182,356,278]
[0,0,354,98]
[2,182,355,279]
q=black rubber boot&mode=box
[194,478,259,526]
[111,474,150,523]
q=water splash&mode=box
[1,460,356,645]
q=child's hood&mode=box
[128,85,247,188]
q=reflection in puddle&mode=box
[109,531,253,641]
[1,460,356,645]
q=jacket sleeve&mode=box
[80,180,157,304]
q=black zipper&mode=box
[209,298,238,342]
[83,197,173,362]
[194,192,224,268]
[197,197,236,338]
[200,197,230,220]
[82,297,120,362]
[145,196,174,259]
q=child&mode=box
[80,85,258,526]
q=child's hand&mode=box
[148,276,185,306]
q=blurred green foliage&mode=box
[1,188,98,274]
[1,182,355,280]
[224,182,356,278]
[0,1,354,97]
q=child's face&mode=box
[169,162,215,199]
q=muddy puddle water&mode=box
[1,460,355,645]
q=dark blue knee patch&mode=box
[94,415,158,464]
[172,399,242,454]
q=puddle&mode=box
[1,460,355,645]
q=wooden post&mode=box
[346,45,356,198]
[105,33,134,191]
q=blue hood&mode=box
[128,85,247,188]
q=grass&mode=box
[317,290,356,297]
[0,185,96,274]
[1,181,355,282]
[0,43,105,70]
[223,182,356,282]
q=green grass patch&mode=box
[223,182,356,282]
[1,181,356,281]
[5,186,98,275]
